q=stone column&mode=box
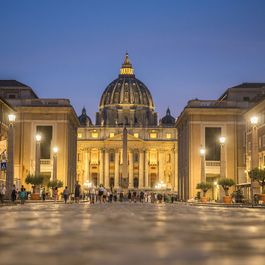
[174,147,178,191]
[87,150,91,182]
[114,150,119,188]
[99,149,104,185]
[158,151,165,182]
[104,150,110,188]
[128,150,133,188]
[6,123,14,198]
[220,144,226,179]
[144,150,149,187]
[139,151,144,188]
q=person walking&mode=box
[74,181,81,203]
[63,186,69,204]
[0,184,6,203]
[41,187,46,201]
[133,190,137,203]
[140,191,145,203]
[98,184,104,203]
[53,187,58,202]
[128,190,132,202]
[11,184,17,203]
[19,187,26,204]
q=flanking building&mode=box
[0,80,79,190]
[176,83,265,201]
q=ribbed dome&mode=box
[99,53,154,110]
[160,108,175,126]
[79,107,92,127]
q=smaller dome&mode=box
[79,107,92,127]
[160,108,175,126]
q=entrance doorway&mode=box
[91,173,98,187]
[150,173,158,188]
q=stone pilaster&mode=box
[144,150,149,187]
[114,150,119,188]
[104,150,110,188]
[139,151,144,188]
[158,151,165,182]
[99,149,104,185]
[128,150,133,188]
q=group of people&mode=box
[0,181,178,205]
[0,183,28,204]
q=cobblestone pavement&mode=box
[0,203,265,265]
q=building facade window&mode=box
[205,127,221,161]
[150,133,157,139]
[36,125,53,159]
[166,133,171,139]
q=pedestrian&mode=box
[11,184,17,203]
[103,188,107,203]
[128,190,132,202]
[119,191,124,202]
[19,187,27,204]
[63,186,69,204]
[41,187,46,201]
[133,190,137,203]
[53,187,58,202]
[98,184,104,203]
[0,184,6,203]
[74,181,81,203]
[109,191,113,203]
[140,191,144,203]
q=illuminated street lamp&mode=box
[6,114,16,198]
[199,146,206,182]
[35,134,42,176]
[250,116,258,125]
[219,136,226,145]
[53,146,58,180]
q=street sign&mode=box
[1,162,7,171]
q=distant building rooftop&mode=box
[0,80,29,87]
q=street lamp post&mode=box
[35,134,42,176]
[53,146,58,180]
[219,136,226,179]
[250,116,259,206]
[6,114,16,199]
[199,146,206,182]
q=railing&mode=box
[187,100,249,109]
[8,98,71,107]
[206,161,220,167]
[40,159,51,165]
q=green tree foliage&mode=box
[218,178,235,196]
[47,180,63,189]
[196,182,212,197]
[249,168,265,193]
[25,174,44,186]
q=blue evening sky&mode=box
[0,0,265,121]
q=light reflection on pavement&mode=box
[0,203,264,265]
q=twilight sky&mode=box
[0,0,265,121]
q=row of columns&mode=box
[83,148,149,189]
[81,148,177,190]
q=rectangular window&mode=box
[166,133,171,139]
[109,133,115,138]
[36,126,53,159]
[205,127,221,161]
[91,131,98,138]
[150,133,157,139]
[133,133,139,138]
[78,133,82,139]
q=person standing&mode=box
[98,184,104,203]
[128,190,132,202]
[0,184,6,203]
[140,191,145,203]
[53,187,58,202]
[11,184,17,203]
[19,187,26,204]
[74,181,81,203]
[63,186,69,204]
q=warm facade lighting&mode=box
[250,116,258,125]
[35,134,42,142]
[53,146,58,154]
[219,136,226,144]
[8,114,16,123]
[200,148,206,155]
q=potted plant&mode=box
[232,189,244,203]
[249,168,265,203]
[218,178,235,204]
[47,180,64,189]
[196,182,212,203]
[25,174,44,200]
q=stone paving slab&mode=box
[0,203,264,265]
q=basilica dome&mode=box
[99,53,154,110]
[96,53,157,127]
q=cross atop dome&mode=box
[120,52,134,76]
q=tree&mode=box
[218,178,235,196]
[249,168,265,194]
[196,182,212,197]
[47,180,63,189]
[25,174,44,194]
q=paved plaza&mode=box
[0,203,264,265]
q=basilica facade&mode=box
[77,54,178,190]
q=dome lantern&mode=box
[119,52,134,76]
